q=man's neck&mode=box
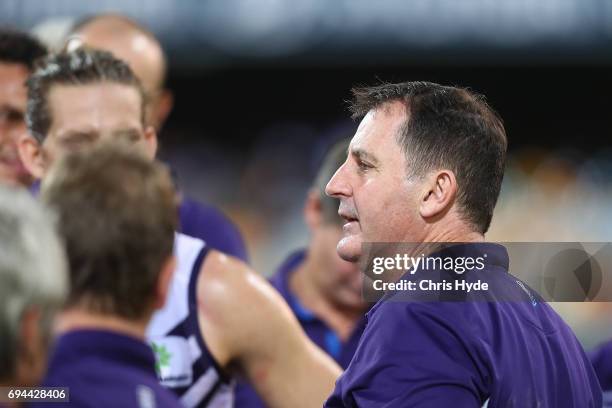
[290,253,364,342]
[55,308,149,341]
[422,216,485,244]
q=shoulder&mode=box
[364,299,484,356]
[197,251,291,320]
[178,196,248,262]
[195,251,298,362]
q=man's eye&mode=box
[59,134,95,151]
[0,109,24,124]
[118,132,141,143]
[60,138,88,150]
[357,161,372,171]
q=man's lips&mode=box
[339,211,360,233]
[0,151,24,169]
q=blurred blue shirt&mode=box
[178,196,248,263]
[589,341,612,406]
[234,250,367,407]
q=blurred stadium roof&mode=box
[2,0,612,68]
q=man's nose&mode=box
[325,162,351,198]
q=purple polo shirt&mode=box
[32,329,182,407]
[234,250,367,407]
[325,243,602,408]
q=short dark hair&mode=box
[26,48,145,142]
[350,81,507,234]
[41,142,177,320]
[315,138,350,225]
[0,28,47,70]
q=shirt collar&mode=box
[47,329,156,375]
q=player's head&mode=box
[67,14,172,130]
[41,142,177,323]
[19,48,157,180]
[0,28,47,187]
[305,139,365,310]
[326,81,507,262]
[0,185,67,387]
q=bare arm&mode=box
[196,250,341,408]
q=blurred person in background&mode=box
[324,81,601,407]
[34,143,183,407]
[65,13,248,261]
[589,340,612,405]
[0,185,67,403]
[0,28,46,187]
[236,138,370,407]
[19,48,340,408]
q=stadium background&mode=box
[3,0,612,348]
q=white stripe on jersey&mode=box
[147,233,204,337]
[180,367,219,408]
[146,232,234,407]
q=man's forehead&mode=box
[48,83,143,128]
[0,63,28,107]
[350,101,407,152]
[0,63,29,85]
[50,81,140,104]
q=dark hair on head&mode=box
[350,81,507,234]
[315,138,350,225]
[26,48,144,142]
[0,27,47,70]
[41,141,177,320]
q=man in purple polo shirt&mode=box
[235,139,370,407]
[33,143,182,407]
[66,13,248,261]
[324,81,602,407]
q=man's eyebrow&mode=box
[57,129,97,139]
[0,104,24,113]
[351,148,379,165]
[115,127,141,135]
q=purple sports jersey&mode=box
[325,243,602,408]
[31,180,248,262]
[32,330,182,407]
[178,197,248,263]
[589,341,612,406]
[234,250,367,408]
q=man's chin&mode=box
[337,236,362,263]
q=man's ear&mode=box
[153,89,174,131]
[304,189,323,232]
[16,306,46,387]
[18,135,46,180]
[143,126,158,159]
[419,170,457,219]
[154,255,176,310]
